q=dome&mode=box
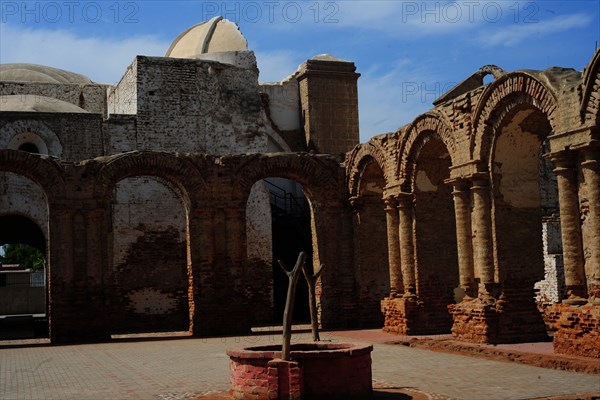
[165,16,248,59]
[0,95,89,113]
[0,63,92,84]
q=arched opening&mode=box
[0,215,48,340]
[412,136,458,333]
[17,143,40,154]
[7,132,49,155]
[353,158,390,327]
[246,178,313,326]
[109,176,190,336]
[0,171,49,340]
[491,104,556,339]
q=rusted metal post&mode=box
[278,252,306,361]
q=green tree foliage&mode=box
[0,244,45,270]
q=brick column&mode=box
[470,177,495,301]
[552,153,587,304]
[187,207,215,336]
[47,206,111,343]
[581,148,600,304]
[452,181,476,299]
[397,193,416,297]
[384,196,402,297]
[224,206,246,265]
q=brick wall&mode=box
[110,176,188,333]
[0,82,108,114]
[354,200,389,327]
[552,303,600,358]
[297,58,360,158]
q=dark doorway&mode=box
[267,179,313,324]
[0,215,48,340]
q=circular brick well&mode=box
[226,342,373,400]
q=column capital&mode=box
[396,192,414,208]
[581,147,600,171]
[383,195,398,210]
[547,149,578,168]
[470,174,491,191]
[445,177,471,193]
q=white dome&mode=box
[165,16,248,59]
[0,63,92,84]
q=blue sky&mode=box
[1,1,598,142]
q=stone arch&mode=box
[232,153,342,202]
[472,72,558,164]
[231,152,345,328]
[581,48,600,126]
[346,142,391,198]
[0,149,65,199]
[399,112,456,191]
[0,214,47,254]
[346,146,390,327]
[94,151,207,208]
[0,120,63,157]
[398,116,459,333]
[96,151,204,335]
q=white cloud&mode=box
[0,24,170,83]
[358,59,458,142]
[484,13,593,47]
[334,1,487,37]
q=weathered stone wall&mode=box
[298,58,360,157]
[107,59,137,115]
[0,113,104,161]
[413,138,458,333]
[103,115,138,154]
[134,56,268,154]
[353,200,389,327]
[110,176,188,333]
[348,51,600,355]
[0,172,47,229]
[0,82,108,114]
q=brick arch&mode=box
[471,72,558,164]
[93,151,208,208]
[346,142,391,198]
[581,48,600,126]
[230,152,343,202]
[0,149,66,199]
[399,113,456,191]
[0,120,63,157]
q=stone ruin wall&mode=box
[0,82,108,114]
[350,57,599,354]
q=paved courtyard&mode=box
[1,329,599,400]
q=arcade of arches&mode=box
[1,51,599,359]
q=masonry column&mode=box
[470,176,495,301]
[552,152,587,304]
[581,148,600,303]
[451,180,476,299]
[397,192,416,297]
[384,195,402,297]
[187,207,215,336]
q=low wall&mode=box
[227,342,373,400]
[0,287,45,315]
[551,303,600,358]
